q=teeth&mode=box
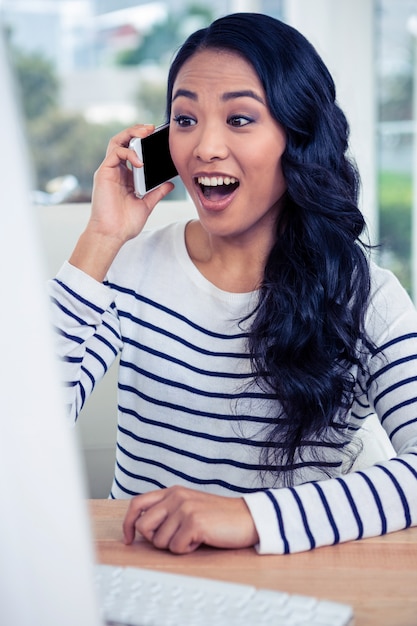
[197,176,237,186]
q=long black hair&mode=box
[166,13,371,482]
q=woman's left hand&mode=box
[122,486,259,554]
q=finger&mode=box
[110,124,155,149]
[102,145,142,170]
[147,510,183,550]
[123,490,168,544]
[123,497,150,544]
[106,124,155,155]
[141,181,175,208]
[165,508,205,554]
[93,145,142,193]
[168,523,202,554]
[148,499,203,554]
[136,505,171,544]
[137,507,201,554]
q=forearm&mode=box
[244,448,417,554]
[48,261,121,419]
[68,123,174,282]
[68,227,125,282]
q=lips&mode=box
[195,175,239,203]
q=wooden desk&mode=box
[90,499,417,626]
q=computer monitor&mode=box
[0,27,102,626]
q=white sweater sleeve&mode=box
[244,265,417,554]
[47,261,122,421]
[244,449,417,554]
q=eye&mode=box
[227,115,253,127]
[172,114,196,127]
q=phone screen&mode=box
[141,124,177,191]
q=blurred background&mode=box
[1,0,417,297]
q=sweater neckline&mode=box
[173,220,259,305]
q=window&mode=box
[3,0,416,298]
[2,0,283,203]
[376,0,416,295]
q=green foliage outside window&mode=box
[378,170,412,293]
[5,3,214,200]
[8,37,120,198]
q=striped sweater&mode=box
[49,220,417,554]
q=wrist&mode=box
[68,229,124,281]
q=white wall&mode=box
[283,0,378,244]
[38,200,196,497]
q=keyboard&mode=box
[94,563,354,626]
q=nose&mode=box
[192,124,229,162]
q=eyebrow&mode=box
[222,90,265,104]
[172,88,265,105]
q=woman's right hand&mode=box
[68,124,175,281]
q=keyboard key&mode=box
[94,564,354,626]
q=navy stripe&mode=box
[374,376,417,408]
[357,471,387,534]
[102,318,121,341]
[119,404,273,447]
[346,425,361,433]
[390,416,417,439]
[119,311,250,358]
[113,475,141,497]
[81,365,95,389]
[96,333,119,357]
[86,347,108,373]
[118,422,340,473]
[118,382,273,423]
[335,477,363,539]
[367,354,417,388]
[312,482,340,544]
[265,491,290,554]
[50,297,91,327]
[375,465,411,527]
[353,395,371,410]
[371,333,417,357]
[122,337,253,379]
[79,379,86,408]
[56,327,84,344]
[290,488,315,549]
[350,410,374,421]
[119,404,349,452]
[120,359,272,400]
[117,461,166,490]
[116,442,260,493]
[67,375,86,411]
[391,456,417,477]
[108,281,250,340]
[380,398,417,424]
[54,278,106,314]
[64,355,82,363]
[118,424,280,472]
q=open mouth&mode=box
[196,176,239,201]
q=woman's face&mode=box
[169,48,287,241]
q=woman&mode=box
[49,13,417,554]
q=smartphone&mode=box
[129,123,177,197]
